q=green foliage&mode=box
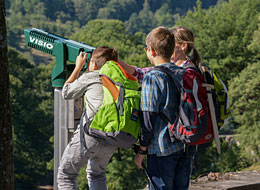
[97,0,139,21]
[6,0,218,49]
[124,0,218,34]
[22,0,46,15]
[106,149,147,190]
[125,1,157,34]
[72,0,108,26]
[195,140,250,177]
[9,47,54,189]
[229,61,260,161]
[78,164,89,190]
[71,19,150,68]
[154,4,174,27]
[248,15,260,57]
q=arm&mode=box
[118,58,153,84]
[139,112,157,147]
[134,73,161,168]
[134,111,157,169]
[62,52,90,100]
[117,58,135,74]
[65,52,87,85]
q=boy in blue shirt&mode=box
[134,26,195,190]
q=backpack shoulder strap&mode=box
[182,62,202,75]
[152,65,181,125]
[79,108,91,154]
[100,74,119,102]
[152,65,181,93]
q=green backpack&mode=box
[84,60,141,148]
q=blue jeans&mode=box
[147,146,196,190]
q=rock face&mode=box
[190,171,260,190]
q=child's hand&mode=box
[75,52,87,70]
[134,154,145,169]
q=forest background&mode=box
[5,0,260,189]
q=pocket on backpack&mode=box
[90,102,119,133]
[119,89,140,140]
[180,101,195,126]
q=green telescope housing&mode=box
[24,28,95,87]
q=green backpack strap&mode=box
[100,73,125,116]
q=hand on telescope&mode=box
[65,52,88,84]
[75,51,88,71]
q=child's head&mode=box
[90,46,118,70]
[170,26,201,67]
[145,26,175,60]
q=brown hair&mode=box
[171,26,202,67]
[92,46,118,69]
[146,26,175,59]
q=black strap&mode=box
[152,66,182,144]
[79,109,91,154]
[152,66,181,121]
[117,148,122,161]
[153,66,181,93]
[182,62,197,70]
[116,84,124,116]
[142,162,160,190]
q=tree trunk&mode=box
[0,0,14,189]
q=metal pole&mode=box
[53,88,74,190]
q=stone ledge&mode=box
[190,171,260,190]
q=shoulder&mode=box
[80,71,101,81]
[83,70,100,77]
[164,62,182,71]
[144,70,167,83]
[147,63,180,79]
[142,69,170,90]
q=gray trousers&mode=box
[57,128,116,190]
